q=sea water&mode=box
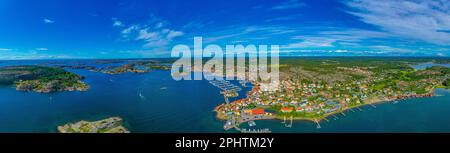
[0,60,449,133]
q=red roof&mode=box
[251,108,265,115]
[281,107,293,112]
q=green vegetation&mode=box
[99,60,171,74]
[0,66,89,93]
[443,78,450,89]
[216,57,450,124]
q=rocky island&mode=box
[57,117,130,133]
[0,66,89,93]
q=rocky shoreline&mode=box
[57,117,130,133]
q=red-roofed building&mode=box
[296,107,303,112]
[281,107,293,113]
[251,108,265,115]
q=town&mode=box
[215,58,450,131]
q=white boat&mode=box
[248,121,256,127]
[139,92,145,100]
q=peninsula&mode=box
[214,58,450,130]
[96,60,172,75]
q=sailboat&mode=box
[139,92,145,100]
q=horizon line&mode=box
[1,55,450,61]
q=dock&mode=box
[314,119,321,129]
[284,116,293,128]
[356,107,363,111]
[239,128,272,133]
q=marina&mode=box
[208,80,242,92]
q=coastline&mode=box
[214,85,437,124]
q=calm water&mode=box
[0,60,450,133]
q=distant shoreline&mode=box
[1,56,449,62]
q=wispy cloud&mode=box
[0,48,12,51]
[271,0,306,10]
[288,28,390,48]
[182,21,208,30]
[344,0,450,45]
[121,25,139,36]
[35,48,48,51]
[285,39,335,48]
[203,25,298,43]
[278,48,427,57]
[167,30,184,39]
[264,15,302,22]
[112,18,124,27]
[114,15,184,50]
[43,18,54,24]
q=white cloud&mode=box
[132,28,183,48]
[136,28,158,40]
[112,18,124,27]
[43,18,54,24]
[344,0,450,45]
[143,39,169,48]
[203,25,297,43]
[155,22,164,29]
[0,48,12,51]
[272,0,306,10]
[284,39,335,49]
[121,25,139,36]
[167,30,184,39]
[264,15,301,22]
[35,48,48,51]
[182,21,207,30]
[116,16,185,50]
[288,28,390,49]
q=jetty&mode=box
[239,128,272,133]
[314,119,321,129]
[284,116,293,128]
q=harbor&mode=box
[209,80,242,92]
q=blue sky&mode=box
[0,0,449,59]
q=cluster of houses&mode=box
[218,68,443,121]
[220,79,359,118]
